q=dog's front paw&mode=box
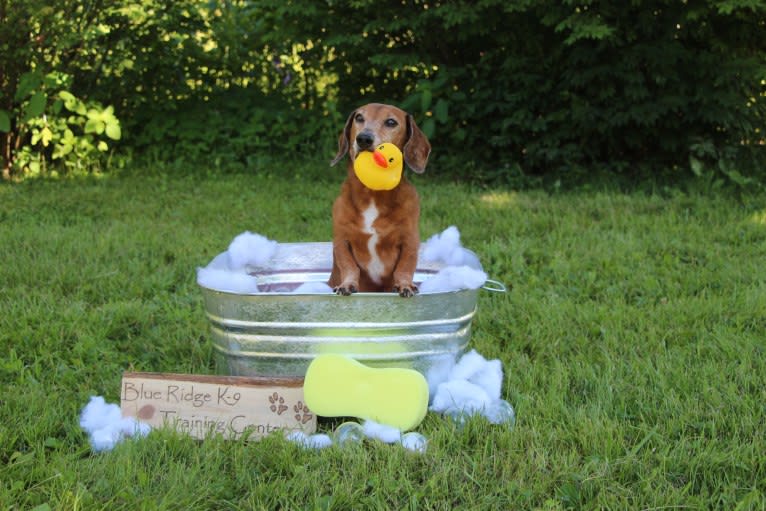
[334,283,358,296]
[393,283,418,298]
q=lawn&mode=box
[0,167,764,510]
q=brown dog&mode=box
[328,103,431,297]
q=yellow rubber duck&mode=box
[353,143,403,191]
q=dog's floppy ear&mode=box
[403,114,431,173]
[330,110,355,166]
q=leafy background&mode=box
[1,0,765,184]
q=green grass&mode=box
[1,167,764,510]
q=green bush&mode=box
[113,1,342,167]
[2,1,764,183]
[1,0,338,177]
[0,1,124,178]
[130,87,341,171]
[255,0,766,183]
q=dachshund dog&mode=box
[328,103,431,297]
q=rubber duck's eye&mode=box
[354,113,364,123]
[384,118,398,127]
[389,157,394,163]
[379,145,385,150]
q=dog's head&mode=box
[330,103,431,173]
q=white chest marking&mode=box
[362,202,384,284]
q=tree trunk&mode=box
[1,132,11,180]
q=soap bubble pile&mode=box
[428,349,515,429]
[285,420,429,453]
[80,396,151,452]
[197,227,488,295]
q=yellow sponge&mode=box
[303,355,429,431]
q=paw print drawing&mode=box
[294,401,313,424]
[268,392,288,415]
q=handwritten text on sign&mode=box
[120,372,316,440]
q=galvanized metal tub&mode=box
[199,242,496,380]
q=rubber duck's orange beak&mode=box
[373,150,388,169]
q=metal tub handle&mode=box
[482,279,507,293]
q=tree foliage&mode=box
[0,0,124,178]
[257,0,766,181]
[1,0,765,183]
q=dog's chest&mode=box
[360,202,385,284]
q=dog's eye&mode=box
[384,118,398,127]
[354,113,364,123]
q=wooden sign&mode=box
[120,372,316,440]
